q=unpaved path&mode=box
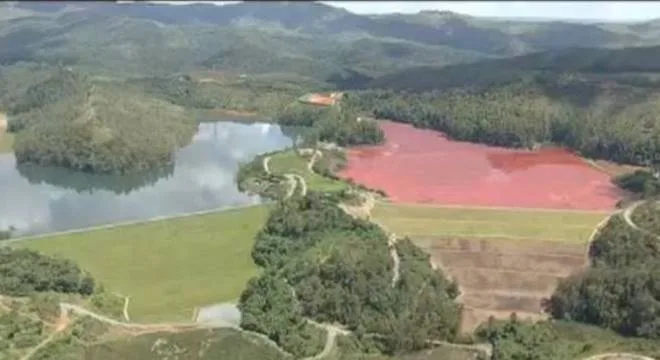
[263,156,272,175]
[20,332,60,360]
[308,149,322,173]
[388,233,400,287]
[622,200,645,233]
[291,174,307,196]
[258,149,489,358]
[302,319,350,360]
[122,296,131,321]
[583,210,621,265]
[19,302,72,360]
[580,353,656,360]
[263,154,308,199]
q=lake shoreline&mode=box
[0,120,298,237]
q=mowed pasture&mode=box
[18,205,270,322]
[372,202,611,333]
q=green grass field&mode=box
[19,205,270,322]
[373,202,609,243]
[0,133,13,153]
[269,150,347,192]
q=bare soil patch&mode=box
[412,236,588,333]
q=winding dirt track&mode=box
[622,200,648,234]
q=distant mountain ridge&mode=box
[364,45,660,92]
[3,1,660,88]
[6,1,660,56]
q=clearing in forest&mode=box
[269,150,347,193]
[19,205,270,322]
[373,202,609,333]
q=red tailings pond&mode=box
[339,121,623,211]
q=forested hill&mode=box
[347,44,660,168]
[364,45,660,92]
[4,1,660,84]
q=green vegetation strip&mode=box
[84,328,287,360]
[372,203,608,243]
[18,205,270,322]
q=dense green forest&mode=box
[347,72,660,167]
[125,74,320,116]
[238,192,460,357]
[2,67,197,174]
[275,103,384,147]
[613,170,660,198]
[0,248,94,297]
[547,215,660,339]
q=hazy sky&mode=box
[322,1,660,21]
[151,1,660,22]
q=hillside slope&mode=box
[3,1,660,86]
[349,44,660,168]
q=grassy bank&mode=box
[373,203,609,243]
[18,205,270,322]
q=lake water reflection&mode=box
[0,120,298,236]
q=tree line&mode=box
[547,215,660,340]
[275,102,384,147]
[345,75,660,167]
[0,248,94,297]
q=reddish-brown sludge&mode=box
[339,121,624,210]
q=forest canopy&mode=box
[5,68,197,174]
[238,192,460,357]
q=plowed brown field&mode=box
[415,237,588,332]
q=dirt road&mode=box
[262,155,308,199]
[622,200,645,233]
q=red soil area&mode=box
[338,121,624,211]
